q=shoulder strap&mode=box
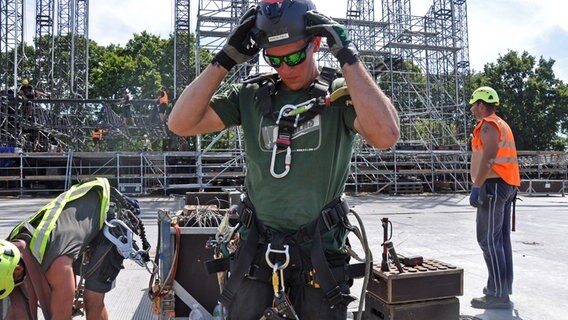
[294,67,338,125]
[244,72,280,117]
[11,239,52,320]
[309,66,337,99]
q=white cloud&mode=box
[89,0,173,45]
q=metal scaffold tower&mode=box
[1,0,167,152]
[174,0,191,98]
[0,0,24,95]
[34,0,54,92]
[196,0,258,85]
[0,0,24,147]
[363,0,472,193]
[32,0,89,98]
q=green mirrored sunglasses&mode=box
[263,41,313,68]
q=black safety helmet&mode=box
[254,0,317,48]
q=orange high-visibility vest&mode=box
[472,114,520,186]
[91,129,103,140]
[159,91,168,105]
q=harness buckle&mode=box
[322,208,340,230]
[325,285,344,308]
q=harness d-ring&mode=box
[265,243,290,271]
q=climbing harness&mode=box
[218,195,372,320]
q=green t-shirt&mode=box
[211,76,357,251]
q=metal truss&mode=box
[34,0,55,91]
[0,0,24,95]
[174,0,191,98]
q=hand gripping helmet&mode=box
[254,0,317,48]
[0,239,21,299]
[469,86,500,106]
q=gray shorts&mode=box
[73,233,125,293]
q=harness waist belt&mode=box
[218,197,351,308]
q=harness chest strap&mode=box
[9,239,52,320]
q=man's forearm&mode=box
[473,156,494,187]
[342,62,400,148]
[168,63,228,136]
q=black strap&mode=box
[218,199,260,307]
[301,199,349,306]
[255,78,277,117]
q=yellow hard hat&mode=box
[469,86,499,106]
[0,240,21,299]
[21,79,29,86]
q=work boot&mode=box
[471,295,511,309]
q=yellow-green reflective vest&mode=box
[9,178,110,262]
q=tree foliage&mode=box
[470,50,568,151]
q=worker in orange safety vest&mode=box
[91,128,104,152]
[468,86,520,310]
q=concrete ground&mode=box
[1,192,566,320]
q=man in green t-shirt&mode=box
[169,0,399,318]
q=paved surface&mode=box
[1,192,567,320]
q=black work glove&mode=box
[305,10,359,67]
[211,6,260,71]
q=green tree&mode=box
[470,50,568,151]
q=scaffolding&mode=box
[174,0,191,98]
[1,0,565,195]
[0,0,24,95]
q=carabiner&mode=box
[103,219,147,267]
[270,144,291,179]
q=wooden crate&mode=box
[365,293,460,320]
[367,259,463,304]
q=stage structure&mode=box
[3,0,558,196]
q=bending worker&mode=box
[168,0,399,319]
[468,86,520,309]
[0,178,149,319]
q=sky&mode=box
[23,0,568,82]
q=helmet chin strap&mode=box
[14,264,26,287]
